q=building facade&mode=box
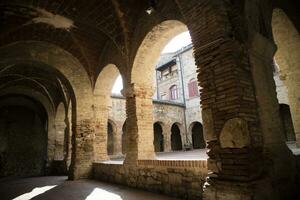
[108,43,295,155]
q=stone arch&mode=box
[130,20,188,87]
[0,41,95,179]
[272,8,300,146]
[54,102,67,160]
[279,104,296,142]
[189,122,205,149]
[94,64,122,99]
[171,123,183,151]
[153,122,164,152]
[93,64,122,161]
[122,20,188,164]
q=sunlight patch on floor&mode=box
[86,188,122,200]
[13,185,57,200]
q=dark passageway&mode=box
[0,95,47,177]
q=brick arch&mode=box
[0,41,95,179]
[130,20,188,87]
[0,41,93,119]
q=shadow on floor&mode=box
[0,176,178,200]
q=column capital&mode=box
[121,83,154,98]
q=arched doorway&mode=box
[122,121,127,155]
[153,122,164,152]
[107,122,114,155]
[279,104,296,142]
[191,122,205,149]
[171,123,182,151]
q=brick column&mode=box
[175,1,297,199]
[69,96,108,180]
[122,84,155,165]
[69,119,95,180]
[175,1,265,199]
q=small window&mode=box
[188,78,198,97]
[169,85,178,100]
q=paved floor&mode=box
[0,176,178,200]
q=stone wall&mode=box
[93,160,207,200]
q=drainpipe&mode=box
[155,66,160,100]
[177,53,190,149]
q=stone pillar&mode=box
[54,121,66,160]
[93,95,109,162]
[163,124,171,152]
[122,84,155,165]
[113,125,122,155]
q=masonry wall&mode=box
[109,96,186,151]
[93,160,207,200]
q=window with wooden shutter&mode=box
[188,78,198,97]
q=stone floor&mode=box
[0,176,179,200]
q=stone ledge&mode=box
[137,159,207,169]
[93,160,208,200]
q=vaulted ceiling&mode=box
[0,0,152,78]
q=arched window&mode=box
[169,85,178,100]
[188,78,198,97]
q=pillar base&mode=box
[203,177,280,200]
